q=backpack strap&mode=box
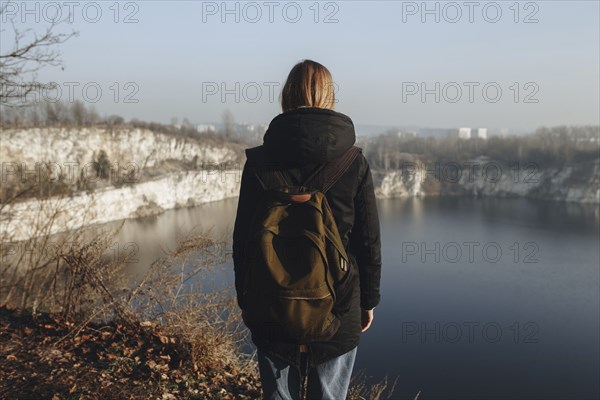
[303,146,362,193]
[254,168,289,190]
[245,145,362,193]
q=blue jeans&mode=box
[257,346,357,400]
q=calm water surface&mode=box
[98,196,599,400]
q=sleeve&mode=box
[348,156,382,310]
[232,160,262,310]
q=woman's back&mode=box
[233,106,381,367]
[232,59,381,399]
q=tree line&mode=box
[359,126,600,170]
[0,100,247,145]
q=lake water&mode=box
[98,196,599,399]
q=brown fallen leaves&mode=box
[0,305,261,399]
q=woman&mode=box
[232,59,382,400]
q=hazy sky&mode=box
[2,0,599,132]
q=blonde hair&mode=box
[280,59,336,112]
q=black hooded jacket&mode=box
[232,107,382,369]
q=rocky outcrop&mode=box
[1,127,243,170]
[1,127,244,242]
[1,169,241,242]
[373,159,600,204]
[2,127,597,242]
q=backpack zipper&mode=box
[277,293,331,300]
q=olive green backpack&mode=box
[241,146,361,344]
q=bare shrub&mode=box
[347,370,402,400]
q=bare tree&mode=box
[71,99,86,125]
[221,109,235,140]
[0,3,78,106]
[182,117,193,129]
[105,114,125,126]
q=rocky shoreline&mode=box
[373,159,599,204]
[3,161,598,242]
[2,127,598,242]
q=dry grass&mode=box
[347,370,405,400]
[1,223,262,399]
[1,190,403,399]
[1,188,261,398]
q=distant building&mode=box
[458,127,472,139]
[456,127,487,139]
[394,129,416,138]
[475,128,487,139]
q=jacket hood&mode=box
[262,107,356,165]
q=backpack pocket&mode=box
[244,284,340,343]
